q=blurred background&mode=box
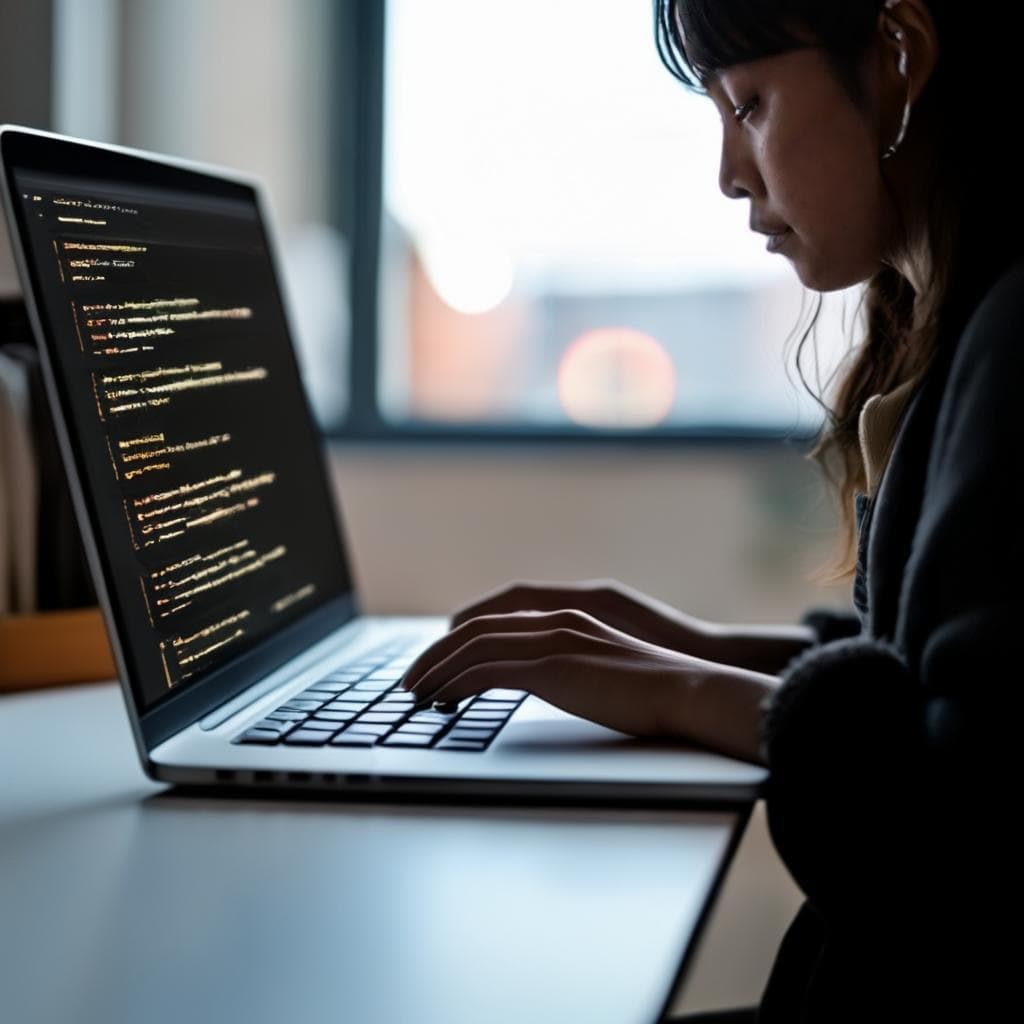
[0,1,869,1011]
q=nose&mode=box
[718,130,757,201]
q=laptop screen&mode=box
[3,133,353,715]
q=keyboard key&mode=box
[351,681,394,692]
[380,692,415,703]
[396,722,444,735]
[448,727,495,741]
[383,733,433,746]
[470,701,518,711]
[252,718,295,733]
[280,700,323,712]
[365,669,404,680]
[463,710,510,721]
[343,723,393,736]
[356,711,406,724]
[266,710,307,722]
[295,690,332,703]
[480,689,527,701]
[407,711,451,724]
[329,733,378,747]
[437,738,488,751]
[324,672,363,683]
[306,680,351,693]
[283,730,333,746]
[312,710,358,722]
[298,720,340,732]
[325,700,376,713]
[235,728,283,744]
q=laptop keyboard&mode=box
[232,635,527,752]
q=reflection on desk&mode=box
[0,683,748,1024]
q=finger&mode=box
[408,627,581,702]
[403,609,607,692]
[407,626,619,704]
[450,580,625,633]
[423,657,557,707]
[449,581,591,630]
[447,580,530,627]
[428,651,670,738]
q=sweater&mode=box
[754,259,1023,1021]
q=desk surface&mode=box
[1,683,748,1024]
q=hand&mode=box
[400,608,703,739]
[445,578,718,661]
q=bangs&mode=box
[655,0,831,93]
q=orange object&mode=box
[0,607,116,692]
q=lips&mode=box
[752,220,789,236]
[751,217,792,252]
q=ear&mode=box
[879,0,939,107]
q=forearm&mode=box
[662,659,780,766]
[696,621,819,675]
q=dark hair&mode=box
[654,0,1022,583]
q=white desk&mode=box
[0,683,750,1024]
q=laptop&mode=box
[0,124,767,803]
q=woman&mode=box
[403,1,1019,1018]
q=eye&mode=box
[733,97,759,123]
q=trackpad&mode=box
[497,697,700,755]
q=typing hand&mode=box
[446,578,717,661]
[400,609,702,739]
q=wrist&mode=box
[661,660,780,766]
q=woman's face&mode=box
[706,45,899,292]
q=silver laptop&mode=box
[0,124,766,803]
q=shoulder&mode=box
[911,259,1024,533]
[952,257,1024,374]
[977,256,1024,311]
[931,257,1024,446]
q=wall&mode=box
[116,0,332,232]
[328,443,850,625]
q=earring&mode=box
[881,16,911,160]
[881,51,911,159]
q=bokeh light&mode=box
[419,233,516,315]
[557,327,677,428]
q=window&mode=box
[344,0,860,439]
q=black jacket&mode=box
[755,259,1023,1021]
